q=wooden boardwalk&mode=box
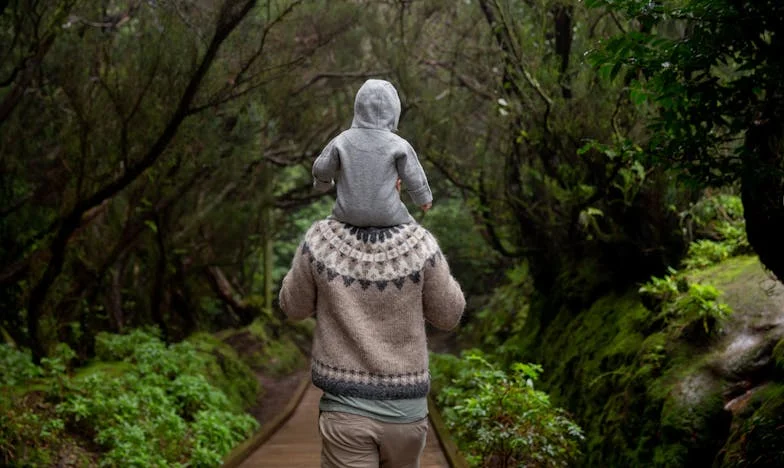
[238,384,449,467]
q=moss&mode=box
[773,339,784,371]
[216,317,311,378]
[245,319,271,342]
[536,292,649,399]
[658,370,731,464]
[521,256,779,467]
[719,384,784,467]
[72,361,133,380]
[186,333,260,410]
[688,255,782,328]
[188,331,225,351]
[288,317,316,336]
[247,337,306,376]
[524,292,666,466]
[209,347,260,409]
[688,255,758,287]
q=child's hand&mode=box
[421,202,432,212]
[395,178,402,193]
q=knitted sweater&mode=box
[279,219,465,400]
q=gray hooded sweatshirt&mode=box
[313,79,432,227]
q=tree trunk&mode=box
[741,115,784,283]
[106,255,127,333]
[205,265,256,325]
[261,160,274,317]
[172,258,196,335]
[552,4,573,99]
[152,215,170,342]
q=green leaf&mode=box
[630,87,648,105]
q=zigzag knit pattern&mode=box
[302,219,442,291]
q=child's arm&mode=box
[396,143,433,209]
[312,138,339,191]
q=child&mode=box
[312,79,432,227]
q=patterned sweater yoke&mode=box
[279,219,466,400]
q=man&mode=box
[279,218,465,468]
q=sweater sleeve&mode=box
[312,138,339,192]
[396,142,433,206]
[422,251,465,331]
[279,243,317,321]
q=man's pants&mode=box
[319,411,429,468]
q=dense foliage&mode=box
[447,193,784,466]
[431,351,583,467]
[0,329,258,467]
[587,0,784,282]
[2,0,783,465]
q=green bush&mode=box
[421,198,501,297]
[1,329,259,467]
[0,391,65,467]
[431,350,584,467]
[94,327,161,362]
[640,270,732,340]
[680,193,751,270]
[0,344,41,386]
[461,262,533,356]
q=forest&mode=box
[1,0,783,466]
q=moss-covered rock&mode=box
[519,255,784,467]
[719,383,784,467]
[774,339,784,375]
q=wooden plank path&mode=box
[238,384,449,467]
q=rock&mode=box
[713,329,783,380]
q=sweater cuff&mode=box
[313,177,334,192]
[407,184,433,206]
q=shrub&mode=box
[0,344,41,386]
[680,193,751,270]
[0,391,64,467]
[431,350,584,467]
[2,329,258,467]
[640,271,732,340]
[94,327,161,362]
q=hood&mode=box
[351,79,401,131]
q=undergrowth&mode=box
[0,329,258,467]
[430,192,755,466]
[430,350,584,467]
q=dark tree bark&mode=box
[171,259,197,335]
[151,214,169,342]
[741,112,784,283]
[106,255,127,333]
[552,4,573,99]
[205,265,256,326]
